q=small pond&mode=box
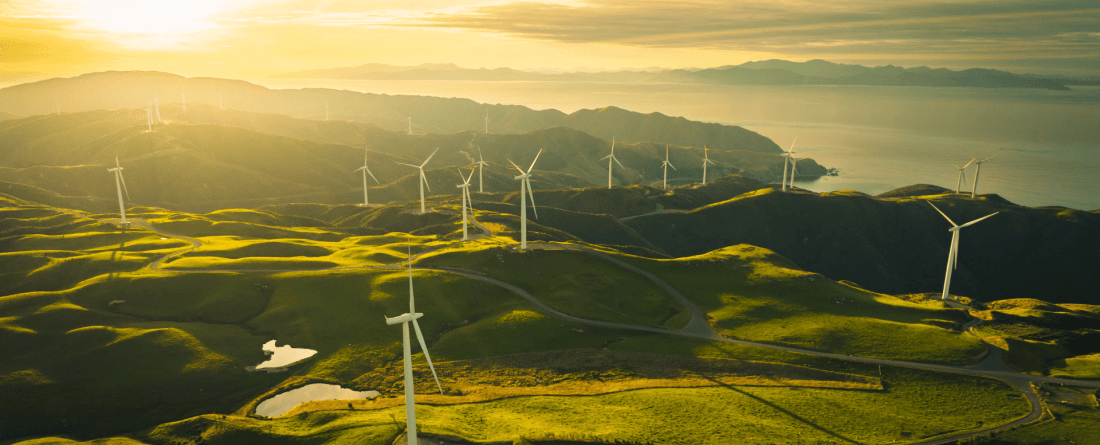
[247,340,317,372]
[255,383,380,417]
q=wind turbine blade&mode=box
[119,172,131,202]
[527,148,542,173]
[407,239,414,312]
[613,155,624,170]
[668,162,677,171]
[411,320,444,394]
[421,170,432,193]
[526,179,538,219]
[981,155,999,163]
[959,212,999,228]
[397,162,420,168]
[926,201,957,226]
[420,147,440,168]
[601,154,612,161]
[962,158,974,169]
[478,145,484,161]
[115,156,121,168]
[952,232,960,270]
[508,159,525,175]
[367,169,379,184]
[788,138,797,154]
[464,168,475,184]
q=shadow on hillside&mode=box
[695,372,862,444]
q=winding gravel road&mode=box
[109,214,1099,444]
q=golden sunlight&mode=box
[51,0,236,47]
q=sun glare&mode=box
[54,0,240,48]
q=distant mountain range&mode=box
[0,71,782,155]
[276,59,1100,91]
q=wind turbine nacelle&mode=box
[108,167,123,172]
[385,312,423,325]
[355,166,367,172]
[514,174,530,180]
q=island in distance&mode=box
[1,72,1098,445]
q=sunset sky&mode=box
[2,0,1098,83]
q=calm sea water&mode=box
[255,79,1100,210]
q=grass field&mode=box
[160,234,444,270]
[612,244,984,363]
[416,243,690,329]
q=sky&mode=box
[2,0,1098,83]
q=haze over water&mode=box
[257,79,1100,210]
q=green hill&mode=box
[624,187,1100,304]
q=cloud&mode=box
[407,0,1100,61]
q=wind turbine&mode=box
[969,155,998,198]
[397,148,439,214]
[108,156,131,226]
[484,110,490,134]
[779,139,796,192]
[384,242,444,445]
[476,145,489,193]
[602,136,624,189]
[661,144,677,190]
[927,201,998,300]
[355,148,380,206]
[154,96,162,122]
[456,168,475,240]
[787,157,801,191]
[953,159,974,194]
[701,146,716,185]
[145,102,153,132]
[509,149,542,250]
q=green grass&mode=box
[614,244,983,363]
[416,244,690,329]
[975,408,1100,444]
[162,234,445,270]
[1048,353,1100,379]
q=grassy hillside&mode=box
[625,187,1100,304]
[969,298,1100,378]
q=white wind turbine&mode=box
[927,201,998,300]
[484,110,490,134]
[355,148,380,206]
[108,156,132,226]
[787,157,801,191]
[397,148,440,214]
[602,136,624,189]
[661,144,677,190]
[456,168,475,240]
[953,159,974,194]
[145,102,153,132]
[509,149,542,250]
[701,145,716,185]
[779,139,796,192]
[384,242,444,445]
[476,145,489,193]
[969,155,999,198]
[154,96,161,122]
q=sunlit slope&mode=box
[969,298,1100,378]
[0,71,788,155]
[625,187,1100,303]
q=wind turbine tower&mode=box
[397,148,440,214]
[384,242,444,445]
[969,155,998,198]
[154,96,161,122]
[509,149,542,250]
[476,145,489,193]
[927,201,998,300]
[787,157,801,191]
[355,148,380,206]
[661,144,677,190]
[701,146,716,185]
[108,156,131,226]
[484,110,490,134]
[779,139,796,192]
[457,168,475,240]
[953,159,974,193]
[602,136,624,189]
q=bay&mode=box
[254,79,1100,210]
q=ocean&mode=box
[254,79,1100,210]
